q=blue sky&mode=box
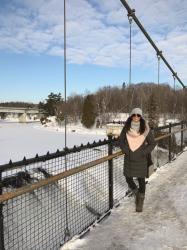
[0,0,187,103]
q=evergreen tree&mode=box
[38,102,46,112]
[122,82,126,89]
[45,92,63,116]
[81,95,97,128]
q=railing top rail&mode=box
[155,127,187,141]
[153,122,182,131]
[108,121,183,129]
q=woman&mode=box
[119,108,156,212]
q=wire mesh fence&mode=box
[1,140,111,250]
[0,121,186,250]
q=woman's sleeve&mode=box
[143,130,156,156]
[119,127,128,154]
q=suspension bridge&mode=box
[0,0,187,249]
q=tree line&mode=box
[38,82,187,128]
[0,102,37,108]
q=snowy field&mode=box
[62,149,187,250]
[0,120,106,165]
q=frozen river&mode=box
[0,121,106,165]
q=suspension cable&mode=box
[181,86,184,120]
[173,74,176,121]
[155,52,161,168]
[63,0,70,242]
[128,12,135,113]
[120,0,186,89]
[128,13,133,86]
[173,74,176,92]
[157,52,161,86]
[157,52,161,110]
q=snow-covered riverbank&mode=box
[0,120,106,165]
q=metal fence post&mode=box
[169,123,172,162]
[108,135,113,209]
[181,120,184,152]
[0,171,5,250]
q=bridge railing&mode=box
[0,121,186,250]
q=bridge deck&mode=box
[62,150,187,250]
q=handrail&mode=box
[155,127,187,141]
[0,126,186,203]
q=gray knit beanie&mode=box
[130,108,143,117]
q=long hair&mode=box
[124,116,146,134]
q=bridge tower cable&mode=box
[128,12,133,86]
[119,0,186,89]
[157,52,161,111]
[128,11,135,113]
[173,74,176,121]
[63,0,70,242]
[157,52,161,87]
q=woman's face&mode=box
[131,114,141,122]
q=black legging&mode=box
[125,177,146,194]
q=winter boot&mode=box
[135,192,145,212]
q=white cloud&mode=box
[157,32,187,80]
[0,0,187,83]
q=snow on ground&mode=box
[36,118,106,135]
[0,120,106,165]
[62,149,187,250]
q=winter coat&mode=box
[119,127,156,178]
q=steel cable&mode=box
[63,0,70,243]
